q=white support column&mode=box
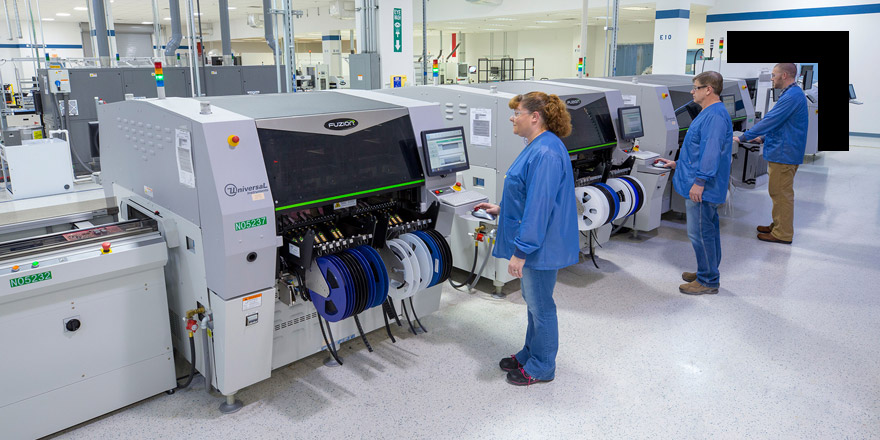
[376,0,412,88]
[322,30,342,78]
[651,0,691,75]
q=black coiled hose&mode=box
[449,242,479,288]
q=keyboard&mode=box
[437,190,487,207]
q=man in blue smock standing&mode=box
[734,63,808,244]
[656,71,733,295]
[474,91,579,385]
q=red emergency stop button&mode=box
[228,135,240,147]
[101,242,111,254]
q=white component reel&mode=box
[386,239,419,301]
[575,185,610,231]
[399,233,432,291]
[606,178,635,220]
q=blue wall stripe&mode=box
[850,132,880,138]
[708,4,880,22]
[322,35,341,41]
[0,43,83,49]
[656,9,690,19]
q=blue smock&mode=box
[740,83,809,165]
[673,101,733,205]
[493,131,579,270]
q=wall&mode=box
[1,21,84,87]
[703,0,878,135]
[413,21,656,81]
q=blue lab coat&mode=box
[493,131,580,270]
[740,83,809,165]
[673,102,733,205]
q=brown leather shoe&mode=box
[757,224,773,233]
[757,232,792,244]
[682,272,697,282]
[679,280,718,295]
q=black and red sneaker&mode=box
[499,355,522,372]
[506,367,553,386]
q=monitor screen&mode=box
[721,95,736,118]
[803,70,814,90]
[420,126,470,177]
[849,84,856,100]
[616,106,644,140]
[771,88,781,102]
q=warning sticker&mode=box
[242,293,262,311]
[334,199,356,210]
[175,129,196,188]
[470,108,492,146]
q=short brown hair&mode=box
[775,63,797,79]
[694,71,724,97]
[508,92,572,138]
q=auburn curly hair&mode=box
[508,91,572,138]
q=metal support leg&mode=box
[492,279,504,299]
[219,394,243,413]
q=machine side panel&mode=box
[193,118,277,300]
[203,66,245,96]
[210,288,274,394]
[98,101,201,226]
[240,66,285,95]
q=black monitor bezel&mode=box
[720,94,736,118]
[616,105,645,140]
[803,69,814,90]
[420,126,470,177]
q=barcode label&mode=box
[473,120,490,137]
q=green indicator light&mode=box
[32,261,39,268]
[156,74,164,80]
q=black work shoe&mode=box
[499,355,522,372]
[506,367,553,386]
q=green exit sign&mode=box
[234,216,267,232]
[393,8,402,53]
[9,271,53,288]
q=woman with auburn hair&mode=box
[473,91,579,386]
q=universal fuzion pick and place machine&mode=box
[563,75,757,213]
[0,90,475,438]
[380,80,655,294]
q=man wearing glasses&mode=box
[734,63,809,244]
[655,71,733,295]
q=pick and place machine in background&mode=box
[380,80,652,294]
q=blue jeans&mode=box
[515,267,559,380]
[685,199,722,288]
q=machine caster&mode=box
[219,394,243,414]
[165,389,176,395]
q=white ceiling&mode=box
[23,1,710,39]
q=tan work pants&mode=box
[767,161,799,241]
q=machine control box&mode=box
[48,69,71,94]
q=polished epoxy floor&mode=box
[50,141,880,439]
